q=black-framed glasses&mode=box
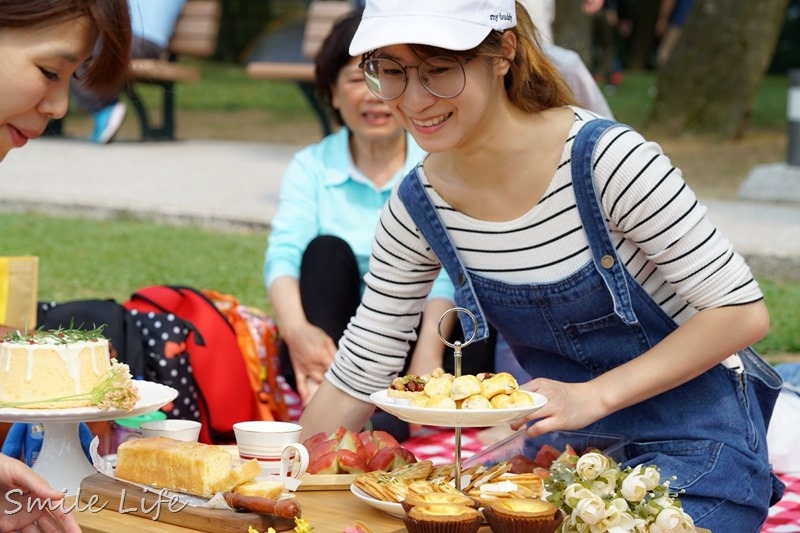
[359,55,475,101]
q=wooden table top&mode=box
[71,447,711,532]
[72,489,429,533]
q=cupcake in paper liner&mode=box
[482,498,563,533]
[402,503,483,533]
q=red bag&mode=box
[124,286,257,444]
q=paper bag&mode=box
[0,256,39,330]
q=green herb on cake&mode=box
[1,324,107,345]
[0,359,140,411]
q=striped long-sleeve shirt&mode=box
[326,108,762,402]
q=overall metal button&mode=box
[600,254,615,269]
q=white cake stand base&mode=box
[31,422,98,496]
[0,381,177,496]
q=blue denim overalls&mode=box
[398,119,784,531]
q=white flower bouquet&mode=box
[545,451,696,533]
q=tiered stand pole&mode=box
[437,307,477,492]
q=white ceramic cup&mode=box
[233,421,309,478]
[140,419,202,442]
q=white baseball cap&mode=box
[349,0,517,56]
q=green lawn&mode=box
[1,212,798,359]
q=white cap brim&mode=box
[349,14,493,56]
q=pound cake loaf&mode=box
[115,437,261,498]
[0,329,111,408]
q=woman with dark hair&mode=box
[264,10,494,440]
[299,1,783,530]
[0,1,130,530]
[0,0,131,161]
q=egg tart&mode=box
[403,503,483,533]
[483,498,563,533]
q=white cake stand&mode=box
[0,381,177,495]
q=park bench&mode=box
[245,0,351,137]
[127,0,222,141]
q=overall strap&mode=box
[571,119,639,325]
[397,168,491,342]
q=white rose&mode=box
[565,514,592,533]
[593,499,626,532]
[640,465,661,490]
[620,471,649,502]
[564,483,596,509]
[650,507,696,533]
[574,492,606,525]
[576,452,611,481]
[616,511,647,533]
[645,495,676,517]
[590,471,617,498]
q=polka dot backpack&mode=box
[127,308,201,422]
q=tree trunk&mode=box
[650,0,789,138]
[553,0,593,65]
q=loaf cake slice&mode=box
[115,437,260,497]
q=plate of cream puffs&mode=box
[371,370,547,427]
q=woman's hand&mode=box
[511,378,607,438]
[0,455,81,532]
[283,323,337,404]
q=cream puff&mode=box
[480,372,519,399]
[424,375,454,397]
[449,374,482,401]
[425,394,457,409]
[461,394,493,410]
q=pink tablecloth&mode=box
[403,426,800,532]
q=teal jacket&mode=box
[264,128,454,301]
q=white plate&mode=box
[370,390,547,427]
[0,381,178,423]
[350,484,404,518]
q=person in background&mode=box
[298,1,784,530]
[1,1,130,529]
[590,0,624,91]
[518,0,604,45]
[263,10,494,440]
[70,0,186,144]
[655,0,693,66]
[516,1,613,117]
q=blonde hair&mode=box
[495,2,575,112]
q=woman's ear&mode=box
[496,30,517,76]
[330,84,341,111]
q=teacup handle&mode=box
[280,443,309,479]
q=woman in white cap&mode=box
[298,2,783,530]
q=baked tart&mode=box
[483,498,563,533]
[403,503,483,533]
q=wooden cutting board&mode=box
[79,474,297,533]
[297,473,356,491]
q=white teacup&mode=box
[233,421,309,479]
[140,419,202,442]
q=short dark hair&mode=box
[314,9,364,127]
[0,0,132,98]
